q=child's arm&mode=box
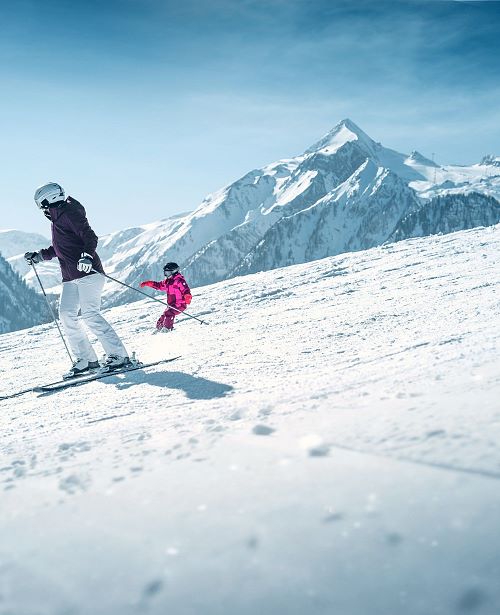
[140,279,169,291]
[172,277,192,305]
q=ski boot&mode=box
[63,358,100,380]
[152,327,173,335]
[99,354,132,373]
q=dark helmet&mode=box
[163,262,180,276]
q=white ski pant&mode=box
[59,273,127,362]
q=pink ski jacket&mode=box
[140,272,192,309]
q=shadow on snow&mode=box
[47,370,235,400]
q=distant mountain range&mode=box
[0,251,51,334]
[2,119,500,314]
[0,230,62,293]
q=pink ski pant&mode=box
[156,305,186,330]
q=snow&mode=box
[274,169,318,206]
[408,160,500,200]
[1,224,500,614]
[305,120,359,156]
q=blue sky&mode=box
[1,0,499,236]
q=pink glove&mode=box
[140,281,154,288]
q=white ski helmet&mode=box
[34,182,65,209]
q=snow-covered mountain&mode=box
[6,119,500,310]
[408,152,500,201]
[2,225,500,614]
[234,160,421,275]
[389,192,500,242]
[0,229,50,259]
[0,252,51,333]
[93,119,498,306]
[0,229,61,294]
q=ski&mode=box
[0,385,39,402]
[35,356,181,393]
[0,357,180,400]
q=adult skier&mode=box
[140,263,192,332]
[24,182,129,377]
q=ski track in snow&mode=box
[1,225,500,614]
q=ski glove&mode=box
[77,253,93,274]
[24,251,43,265]
[140,281,154,288]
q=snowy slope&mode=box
[1,225,500,614]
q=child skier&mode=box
[140,263,192,332]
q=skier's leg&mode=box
[59,280,98,361]
[161,308,177,330]
[156,312,166,330]
[77,274,128,357]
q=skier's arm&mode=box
[24,251,44,264]
[40,246,57,260]
[183,280,192,304]
[140,280,169,291]
[65,204,99,256]
[174,277,192,304]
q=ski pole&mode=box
[92,270,209,325]
[31,262,74,363]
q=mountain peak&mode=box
[337,118,364,133]
[305,118,377,156]
[407,150,439,167]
